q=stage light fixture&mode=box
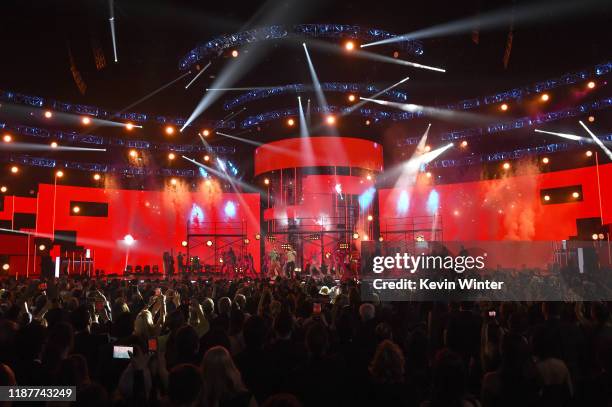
[10,166,18,174]
[348,94,356,102]
[204,155,210,162]
[181,240,188,247]
[123,234,135,245]
[44,111,53,118]
[352,232,359,239]
[586,150,593,157]
[542,157,550,164]
[544,195,551,201]
[392,51,400,58]
[326,115,336,125]
[203,129,210,137]
[129,149,138,158]
[424,145,431,152]
[93,173,101,181]
[344,41,355,51]
[56,170,64,178]
[126,123,134,131]
[0,186,6,193]
[244,238,250,244]
[38,244,46,251]
[453,210,460,216]
[502,162,511,170]
[264,178,270,185]
[572,191,580,198]
[2,264,8,271]
[72,206,80,214]
[81,117,91,125]
[587,81,596,89]
[500,103,508,111]
[168,153,176,160]
[287,118,295,126]
[255,234,261,240]
[170,178,178,186]
[231,50,239,58]
[365,120,371,126]
[3,134,12,143]
[540,93,549,102]
[588,116,595,123]
[592,233,599,240]
[219,258,224,263]
[206,240,213,247]
[378,236,384,242]
[366,174,372,181]
[363,235,369,241]
[205,179,212,186]
[50,141,58,148]
[599,233,605,240]
[460,140,468,148]
[165,125,175,135]
[367,214,373,221]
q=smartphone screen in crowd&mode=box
[148,338,158,352]
[488,310,496,317]
[95,301,104,312]
[313,303,322,315]
[113,346,133,359]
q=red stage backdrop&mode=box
[0,183,260,275]
[379,163,612,241]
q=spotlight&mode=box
[366,174,372,181]
[170,178,178,186]
[352,232,359,239]
[365,120,371,126]
[542,157,549,164]
[426,171,432,178]
[599,233,605,240]
[0,186,6,193]
[453,210,460,216]
[206,240,213,247]
[500,103,508,111]
[572,191,580,198]
[38,244,46,251]
[502,162,511,170]
[93,173,101,181]
[203,129,210,137]
[165,125,175,135]
[587,81,596,89]
[44,110,53,118]
[588,116,595,123]
[219,258,224,263]
[326,115,336,125]
[123,234,135,245]
[344,41,355,51]
[363,235,369,241]
[424,145,431,152]
[50,141,58,148]
[287,118,295,127]
[10,166,18,174]
[204,155,210,162]
[129,149,138,158]
[367,214,373,221]
[3,134,12,143]
[544,195,551,201]
[378,236,384,242]
[168,153,176,160]
[592,233,599,240]
[460,140,468,148]
[231,50,239,58]
[72,206,80,214]
[126,123,134,131]
[181,240,188,247]
[348,94,356,102]
[255,233,261,240]
[392,51,400,58]
[264,178,270,185]
[244,238,250,244]
[205,179,212,186]
[55,170,64,178]
[586,150,593,157]
[540,93,549,102]
[81,117,91,125]
[2,264,8,271]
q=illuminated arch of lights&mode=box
[223,82,409,111]
[179,24,425,71]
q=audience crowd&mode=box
[0,275,610,406]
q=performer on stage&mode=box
[269,246,281,277]
[177,251,185,274]
[285,247,296,278]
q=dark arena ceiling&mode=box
[1,0,612,193]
